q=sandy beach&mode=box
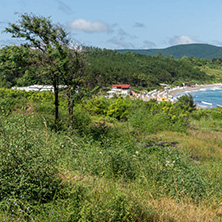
[140,83,222,103]
[168,83,222,97]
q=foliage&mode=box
[0,46,38,88]
[177,93,196,111]
[137,143,210,200]
[0,114,62,204]
[5,13,86,131]
[129,100,190,134]
[84,96,110,115]
[72,107,91,135]
[106,97,133,121]
[117,43,222,59]
[85,47,212,89]
[0,92,222,221]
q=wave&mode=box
[209,87,222,91]
[201,101,213,106]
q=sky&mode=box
[1,0,222,49]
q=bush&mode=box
[84,96,110,115]
[73,108,92,135]
[129,102,188,134]
[211,110,222,120]
[107,97,133,121]
[0,114,62,204]
[137,143,210,200]
[176,93,196,111]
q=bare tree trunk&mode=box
[53,81,59,132]
[67,89,73,133]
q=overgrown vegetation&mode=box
[0,43,218,92]
[1,13,222,222]
[0,89,222,221]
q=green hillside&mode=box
[117,43,222,59]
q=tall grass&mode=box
[0,91,222,221]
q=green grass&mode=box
[0,90,222,221]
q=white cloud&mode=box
[169,35,199,46]
[133,22,145,28]
[118,28,137,40]
[108,37,134,49]
[142,40,156,49]
[210,40,222,46]
[56,0,72,14]
[69,18,111,33]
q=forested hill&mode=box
[86,48,212,89]
[0,46,214,89]
[117,44,222,59]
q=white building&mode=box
[107,84,131,98]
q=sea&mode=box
[177,86,222,108]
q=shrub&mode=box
[84,96,110,115]
[137,144,210,200]
[107,97,133,121]
[177,93,196,111]
[211,110,222,120]
[73,108,92,135]
[129,103,188,134]
[0,114,62,204]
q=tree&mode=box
[61,46,87,131]
[177,93,196,111]
[5,13,71,131]
[0,46,34,87]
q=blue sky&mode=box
[1,0,222,49]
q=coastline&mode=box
[141,83,222,106]
[168,83,222,97]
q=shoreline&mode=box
[141,83,222,105]
[168,83,222,97]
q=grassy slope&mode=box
[0,92,222,221]
[200,66,222,82]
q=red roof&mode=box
[111,84,131,88]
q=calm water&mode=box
[178,87,222,108]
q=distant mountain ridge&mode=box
[117,44,222,59]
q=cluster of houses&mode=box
[11,83,198,103]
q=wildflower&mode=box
[52,211,54,214]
